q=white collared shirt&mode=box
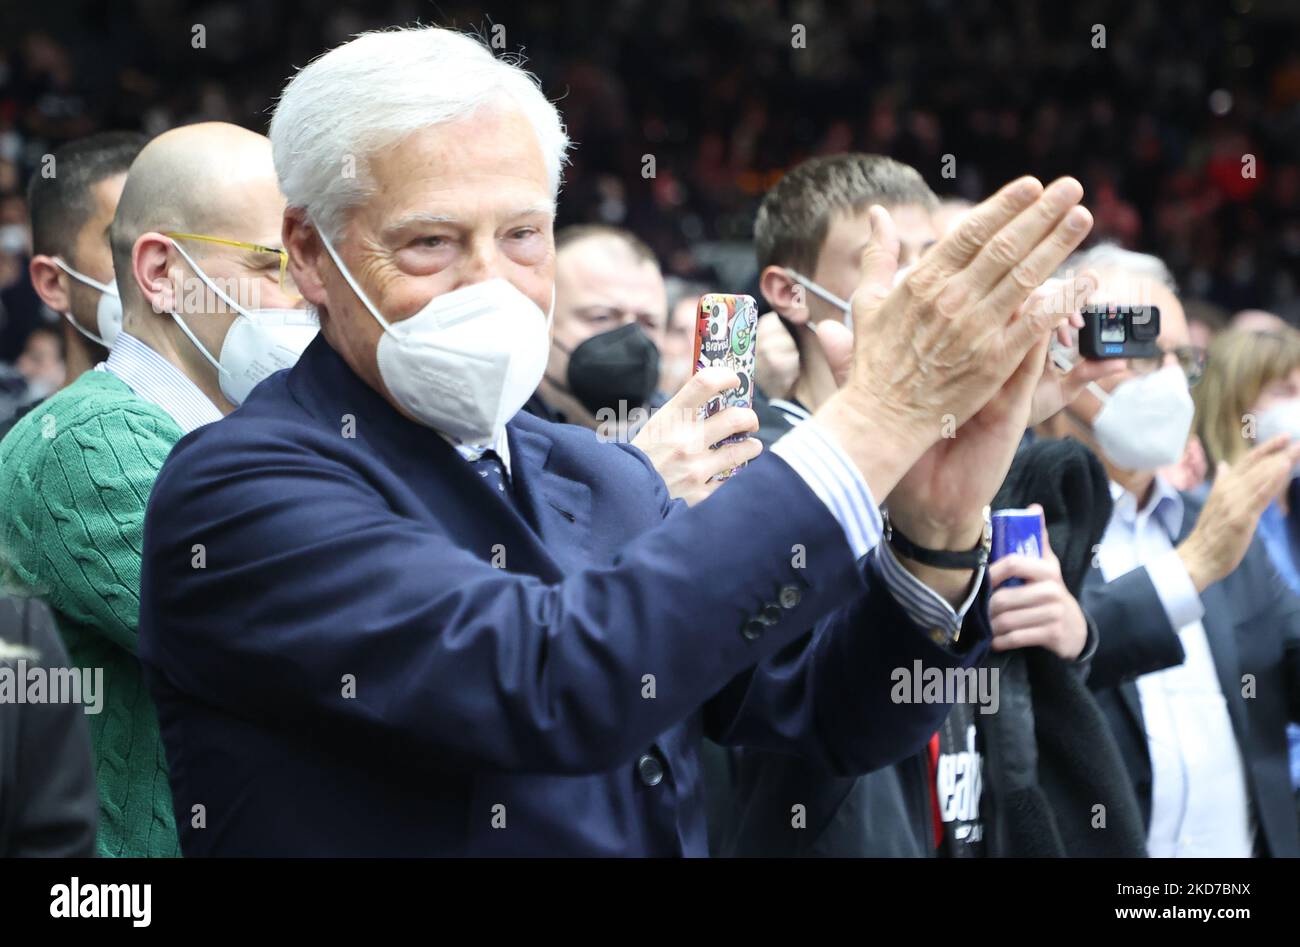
[96,332,223,435]
[454,435,512,475]
[1095,475,1255,858]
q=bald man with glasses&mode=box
[0,121,312,857]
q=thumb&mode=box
[813,319,854,387]
[1029,503,1057,561]
[850,205,899,335]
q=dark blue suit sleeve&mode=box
[1083,564,1186,691]
[626,440,992,775]
[142,434,890,777]
[704,561,990,776]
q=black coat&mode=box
[0,595,98,856]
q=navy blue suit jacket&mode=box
[138,337,991,856]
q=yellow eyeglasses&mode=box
[165,231,300,300]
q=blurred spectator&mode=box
[1232,308,1292,334]
[0,0,1295,358]
[660,276,705,399]
[1184,298,1230,351]
[527,224,664,432]
[13,322,62,398]
[1193,326,1300,801]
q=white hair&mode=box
[1066,243,1179,295]
[269,26,570,241]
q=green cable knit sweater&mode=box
[0,370,183,857]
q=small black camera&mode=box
[1078,304,1161,359]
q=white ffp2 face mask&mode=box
[1256,397,1300,445]
[1256,398,1300,478]
[1091,364,1194,471]
[168,240,319,405]
[52,258,122,348]
[317,226,552,446]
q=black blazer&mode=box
[0,595,97,856]
[1085,492,1300,857]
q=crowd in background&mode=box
[2,0,1300,379]
[1,7,1299,861]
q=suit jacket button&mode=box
[779,585,802,609]
[741,618,766,641]
[637,752,664,787]
[761,603,783,624]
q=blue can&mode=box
[991,508,1043,588]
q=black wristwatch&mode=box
[882,505,992,571]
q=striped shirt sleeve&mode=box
[770,416,983,644]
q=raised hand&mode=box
[814,176,1095,504]
[631,366,761,505]
[1178,434,1300,592]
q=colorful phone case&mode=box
[693,293,758,480]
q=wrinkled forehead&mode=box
[352,109,554,229]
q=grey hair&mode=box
[269,26,570,242]
[1066,243,1179,295]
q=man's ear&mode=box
[758,265,809,325]
[133,232,178,315]
[28,255,70,314]
[283,208,329,309]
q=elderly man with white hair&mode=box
[137,26,1096,856]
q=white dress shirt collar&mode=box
[96,332,223,434]
[1110,473,1185,541]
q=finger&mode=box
[813,318,854,387]
[848,205,900,334]
[993,206,1095,349]
[988,573,1060,610]
[990,628,1053,652]
[706,435,762,476]
[961,177,1085,300]
[985,333,1051,429]
[991,602,1064,636]
[906,176,1043,290]
[697,406,759,446]
[1244,434,1291,463]
[672,367,742,413]
[1028,504,1057,561]
[1057,357,1126,404]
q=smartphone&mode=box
[693,293,758,479]
[1078,304,1161,359]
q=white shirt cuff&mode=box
[770,417,884,560]
[874,536,984,646]
[1146,547,1205,632]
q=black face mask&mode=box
[558,323,661,416]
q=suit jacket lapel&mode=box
[507,419,593,575]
